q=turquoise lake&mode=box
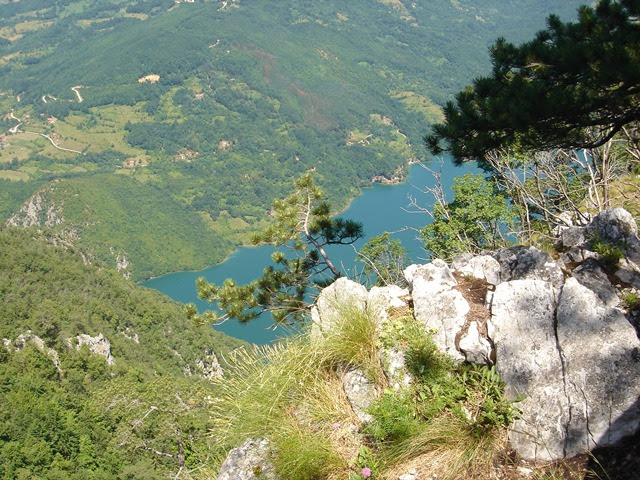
[143,159,478,345]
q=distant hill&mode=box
[0,0,585,279]
[0,227,245,478]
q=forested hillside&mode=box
[0,227,245,479]
[0,0,583,280]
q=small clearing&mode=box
[137,74,160,84]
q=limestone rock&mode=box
[341,367,377,423]
[12,331,61,370]
[398,470,418,480]
[368,285,409,323]
[492,246,564,288]
[196,348,224,380]
[452,254,501,286]
[489,276,640,462]
[407,261,467,362]
[311,277,368,338]
[616,258,640,289]
[217,438,279,480]
[404,260,456,292]
[75,333,114,365]
[589,208,638,244]
[561,226,588,249]
[488,279,566,461]
[556,278,640,458]
[459,321,492,365]
[382,347,412,390]
[6,183,63,228]
[572,259,619,307]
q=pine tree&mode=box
[189,174,363,325]
[426,0,640,164]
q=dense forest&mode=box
[0,0,584,280]
[0,227,245,479]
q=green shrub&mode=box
[364,390,421,444]
[591,236,625,267]
[621,290,640,311]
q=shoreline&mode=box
[141,162,417,284]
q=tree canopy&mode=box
[426,0,640,164]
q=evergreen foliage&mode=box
[191,174,363,325]
[426,0,640,164]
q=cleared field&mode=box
[0,170,29,181]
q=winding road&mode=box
[71,86,84,103]
[8,110,22,134]
[22,130,84,155]
[5,110,84,155]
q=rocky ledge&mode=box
[218,208,640,477]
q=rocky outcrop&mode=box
[73,333,114,365]
[405,260,468,362]
[405,208,640,461]
[382,347,412,391]
[451,253,501,286]
[491,246,564,288]
[196,348,224,380]
[341,367,377,424]
[459,321,492,365]
[310,277,368,338]
[489,279,567,461]
[556,278,640,457]
[7,183,63,228]
[7,331,61,370]
[217,438,279,480]
[588,208,638,244]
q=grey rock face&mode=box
[572,260,619,307]
[311,277,368,338]
[6,185,64,228]
[561,226,588,249]
[11,331,61,370]
[196,348,224,380]
[217,438,279,480]
[368,285,409,323]
[488,279,567,461]
[382,347,412,391]
[75,333,114,365]
[616,258,640,289]
[452,254,501,286]
[492,246,564,288]
[459,321,492,365]
[589,208,638,244]
[406,261,467,362]
[341,367,377,424]
[489,275,640,462]
[556,278,640,458]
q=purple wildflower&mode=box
[361,467,372,478]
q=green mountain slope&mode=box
[0,227,245,478]
[0,0,585,279]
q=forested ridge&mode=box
[0,227,245,479]
[0,0,583,280]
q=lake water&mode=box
[143,159,478,344]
